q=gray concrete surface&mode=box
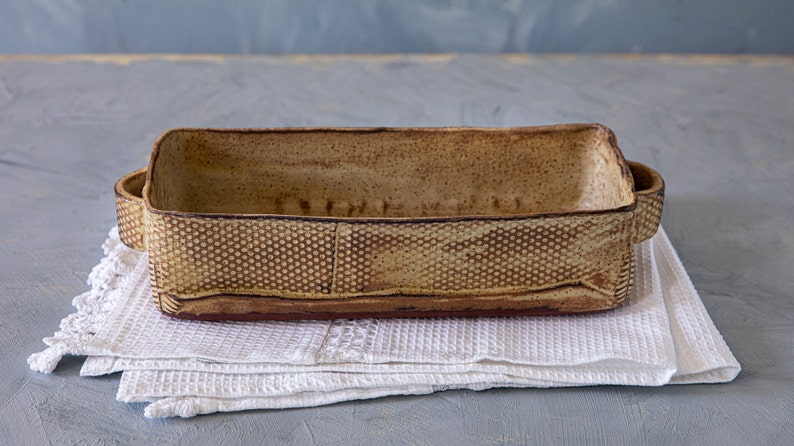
[0,54,792,444]
[2,1,793,54]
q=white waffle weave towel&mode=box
[29,227,740,418]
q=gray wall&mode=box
[1,0,792,54]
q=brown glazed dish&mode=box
[115,124,664,320]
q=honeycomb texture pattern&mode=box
[634,191,665,243]
[142,210,635,308]
[115,194,146,252]
[145,213,337,299]
[332,214,632,296]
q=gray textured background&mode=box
[1,0,792,54]
[1,54,792,444]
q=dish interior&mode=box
[147,126,634,218]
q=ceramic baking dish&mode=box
[115,124,664,320]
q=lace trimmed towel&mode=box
[29,227,740,418]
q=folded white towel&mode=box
[30,227,740,418]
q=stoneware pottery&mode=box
[115,124,664,320]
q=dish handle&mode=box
[627,161,665,244]
[114,168,147,251]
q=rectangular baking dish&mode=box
[115,124,664,320]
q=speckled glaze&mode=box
[115,124,664,320]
